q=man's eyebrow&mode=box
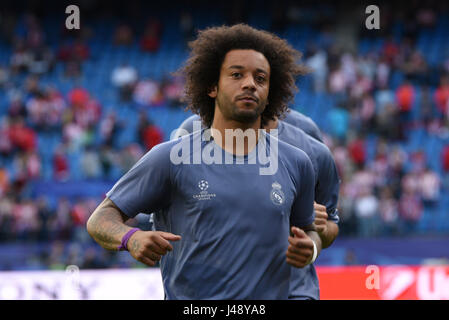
[228,65,268,75]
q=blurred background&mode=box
[0,0,448,299]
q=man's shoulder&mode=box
[271,132,312,165]
[306,134,331,156]
[284,109,323,142]
[175,114,202,137]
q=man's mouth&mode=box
[237,96,258,103]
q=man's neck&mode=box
[264,118,278,132]
[210,107,262,156]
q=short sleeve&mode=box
[314,146,341,224]
[290,152,315,228]
[106,142,172,218]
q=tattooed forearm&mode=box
[87,198,132,251]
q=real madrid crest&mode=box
[270,182,285,206]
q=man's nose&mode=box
[241,75,256,91]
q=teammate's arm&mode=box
[314,202,339,249]
[87,197,181,266]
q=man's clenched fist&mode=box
[286,227,315,268]
[128,231,181,267]
[314,202,328,236]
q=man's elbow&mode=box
[86,211,98,238]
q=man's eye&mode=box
[231,73,241,78]
[256,76,266,83]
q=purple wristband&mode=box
[118,228,140,251]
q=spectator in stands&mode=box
[0,65,10,88]
[337,189,357,236]
[162,75,184,108]
[306,47,328,93]
[113,23,134,46]
[10,39,32,74]
[14,198,40,241]
[133,78,165,107]
[36,197,52,241]
[419,166,441,208]
[0,168,10,198]
[99,144,116,179]
[51,199,72,241]
[63,118,85,151]
[14,151,41,180]
[382,36,399,65]
[378,187,399,236]
[140,18,162,52]
[119,143,144,173]
[419,85,435,130]
[58,39,89,78]
[434,74,449,120]
[53,145,69,181]
[401,50,429,85]
[348,136,366,169]
[396,79,415,139]
[81,145,101,179]
[26,90,50,131]
[328,62,347,94]
[28,45,54,75]
[8,117,37,153]
[0,196,14,241]
[8,91,27,121]
[398,188,423,234]
[139,119,163,151]
[100,112,122,148]
[354,186,380,238]
[375,57,390,89]
[111,63,138,102]
[326,106,349,143]
[0,117,13,156]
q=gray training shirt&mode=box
[106,129,316,299]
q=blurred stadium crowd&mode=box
[0,0,449,270]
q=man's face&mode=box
[209,49,270,124]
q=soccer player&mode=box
[175,99,339,301]
[174,108,324,142]
[174,116,340,300]
[87,24,321,299]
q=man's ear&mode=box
[208,85,217,98]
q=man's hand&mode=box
[314,202,328,236]
[286,227,316,268]
[128,231,181,267]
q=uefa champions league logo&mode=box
[193,180,216,201]
[198,180,209,191]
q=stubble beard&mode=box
[216,93,266,125]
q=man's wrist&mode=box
[118,228,140,251]
[307,240,318,265]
